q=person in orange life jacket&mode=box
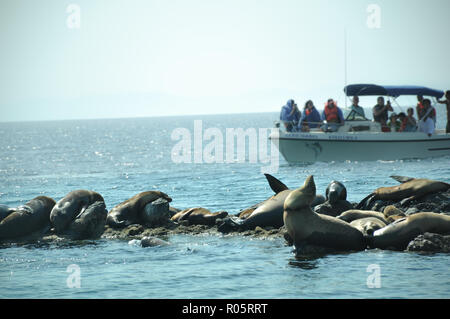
[372,97,393,132]
[299,100,321,132]
[437,90,450,133]
[321,99,344,132]
[418,99,436,137]
[280,99,301,132]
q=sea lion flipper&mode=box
[356,193,375,210]
[390,176,415,184]
[264,174,289,194]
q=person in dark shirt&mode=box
[372,97,393,131]
[437,90,450,133]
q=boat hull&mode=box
[270,130,450,163]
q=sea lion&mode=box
[0,204,14,222]
[0,196,56,240]
[357,176,450,209]
[337,210,389,224]
[171,207,228,226]
[65,201,108,240]
[383,205,406,223]
[326,181,347,204]
[313,180,353,217]
[50,190,105,233]
[218,174,325,233]
[368,212,450,250]
[140,236,170,247]
[350,217,386,236]
[283,175,366,252]
[107,191,172,228]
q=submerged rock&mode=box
[406,233,450,253]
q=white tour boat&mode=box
[269,84,450,163]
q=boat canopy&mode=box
[344,84,444,98]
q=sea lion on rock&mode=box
[337,210,388,224]
[357,176,450,209]
[383,205,406,223]
[50,190,105,233]
[326,181,347,204]
[368,212,450,250]
[171,207,228,226]
[218,174,325,233]
[141,197,171,227]
[283,175,366,252]
[107,191,171,228]
[350,217,386,236]
[65,201,108,240]
[0,204,14,222]
[314,181,353,217]
[0,196,56,240]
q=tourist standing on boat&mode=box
[280,99,301,132]
[321,99,344,132]
[347,96,366,120]
[401,108,418,132]
[299,100,321,132]
[372,97,393,132]
[437,90,450,133]
[417,99,436,136]
[417,94,436,124]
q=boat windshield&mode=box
[343,109,370,121]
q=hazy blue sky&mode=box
[0,0,449,121]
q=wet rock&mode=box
[406,233,450,253]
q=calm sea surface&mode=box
[0,112,449,298]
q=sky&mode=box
[0,0,449,122]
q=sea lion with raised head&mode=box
[50,190,105,233]
[0,196,56,240]
[313,181,353,217]
[218,174,325,233]
[357,176,450,209]
[283,175,366,252]
[367,212,450,250]
[107,191,172,228]
[171,207,228,226]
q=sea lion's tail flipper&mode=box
[356,193,375,210]
[390,176,415,184]
[264,174,289,194]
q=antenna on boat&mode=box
[344,27,348,108]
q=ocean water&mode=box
[0,112,449,299]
